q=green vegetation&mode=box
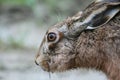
[8,36,25,49]
[0,0,36,8]
[0,34,33,50]
[0,0,92,50]
[0,64,6,71]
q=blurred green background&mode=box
[0,0,93,80]
[0,0,92,50]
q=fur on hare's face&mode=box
[35,26,77,72]
[35,0,120,72]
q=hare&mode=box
[35,0,120,80]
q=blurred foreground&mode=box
[0,50,107,80]
[0,0,107,80]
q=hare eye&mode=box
[47,32,56,42]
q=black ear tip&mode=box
[105,0,120,2]
[96,0,120,2]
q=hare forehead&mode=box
[48,28,57,32]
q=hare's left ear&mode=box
[86,3,120,29]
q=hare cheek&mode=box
[48,43,55,50]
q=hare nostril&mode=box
[35,60,39,65]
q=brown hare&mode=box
[35,0,120,80]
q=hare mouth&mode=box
[39,59,107,80]
[40,60,107,80]
[40,58,76,72]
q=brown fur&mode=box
[75,12,120,80]
[35,1,120,80]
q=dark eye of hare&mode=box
[47,32,57,42]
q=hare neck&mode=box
[102,59,120,80]
[75,53,120,80]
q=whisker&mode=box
[48,62,51,79]
[49,71,51,79]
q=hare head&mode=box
[35,21,78,72]
[35,0,120,73]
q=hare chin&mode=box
[51,68,107,80]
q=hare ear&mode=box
[61,0,120,38]
[96,0,120,3]
[86,4,120,29]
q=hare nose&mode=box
[35,54,40,65]
[35,60,39,65]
